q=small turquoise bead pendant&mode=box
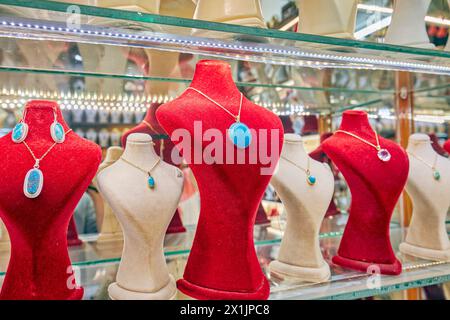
[306,171,316,186]
[11,122,28,143]
[433,170,441,181]
[23,166,44,198]
[147,173,155,189]
[50,121,65,143]
[228,121,252,149]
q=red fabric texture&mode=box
[302,115,318,135]
[122,104,186,234]
[0,100,101,299]
[156,60,283,300]
[309,132,340,217]
[67,216,82,247]
[255,203,270,225]
[429,133,449,157]
[322,111,407,275]
[444,139,450,154]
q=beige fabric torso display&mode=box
[400,134,450,261]
[385,0,434,49]
[97,133,184,300]
[0,218,10,251]
[269,134,334,282]
[96,146,124,243]
[296,0,357,38]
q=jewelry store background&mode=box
[0,0,449,301]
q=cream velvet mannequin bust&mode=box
[269,134,334,282]
[96,146,124,243]
[0,219,9,251]
[385,0,434,49]
[97,133,184,300]
[400,134,450,261]
[296,0,357,38]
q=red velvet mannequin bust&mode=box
[429,133,449,157]
[444,139,450,154]
[156,60,283,300]
[122,104,186,233]
[309,132,340,217]
[322,110,408,275]
[0,100,101,299]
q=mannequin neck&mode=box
[282,134,309,162]
[143,103,161,123]
[338,110,375,137]
[23,100,69,141]
[122,133,159,167]
[189,60,241,99]
[407,134,435,157]
[104,147,123,164]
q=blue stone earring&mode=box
[50,110,65,143]
[11,121,29,143]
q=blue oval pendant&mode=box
[307,174,316,186]
[148,175,155,189]
[23,168,44,198]
[228,122,252,149]
[50,122,65,143]
[12,122,28,143]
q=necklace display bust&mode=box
[96,146,124,243]
[157,59,283,300]
[322,110,408,275]
[269,134,334,282]
[97,133,183,300]
[0,100,101,299]
[400,134,450,261]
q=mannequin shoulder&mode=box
[159,161,184,182]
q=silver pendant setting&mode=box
[377,148,391,162]
[23,167,44,199]
[228,122,252,149]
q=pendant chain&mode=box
[281,155,311,175]
[407,151,438,170]
[187,87,243,122]
[335,129,381,151]
[120,156,161,176]
[22,129,73,168]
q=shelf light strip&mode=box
[1,18,450,75]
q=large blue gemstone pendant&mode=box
[148,175,155,189]
[23,168,44,198]
[307,174,316,186]
[11,122,28,143]
[50,122,65,143]
[228,122,252,149]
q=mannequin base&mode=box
[177,277,270,300]
[166,225,187,234]
[96,232,123,243]
[192,17,266,40]
[67,238,83,247]
[332,254,402,276]
[400,242,450,262]
[269,260,330,283]
[108,275,177,300]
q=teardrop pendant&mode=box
[307,173,316,186]
[147,174,155,189]
[50,122,65,143]
[433,170,441,181]
[23,168,44,198]
[12,122,28,143]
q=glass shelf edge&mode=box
[2,0,450,60]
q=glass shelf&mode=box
[2,226,446,300]
[0,1,450,76]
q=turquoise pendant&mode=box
[433,170,441,181]
[306,173,316,186]
[11,122,28,143]
[50,122,65,143]
[228,122,252,149]
[148,174,155,189]
[23,168,44,198]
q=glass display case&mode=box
[0,0,449,300]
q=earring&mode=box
[50,109,65,143]
[12,108,28,143]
